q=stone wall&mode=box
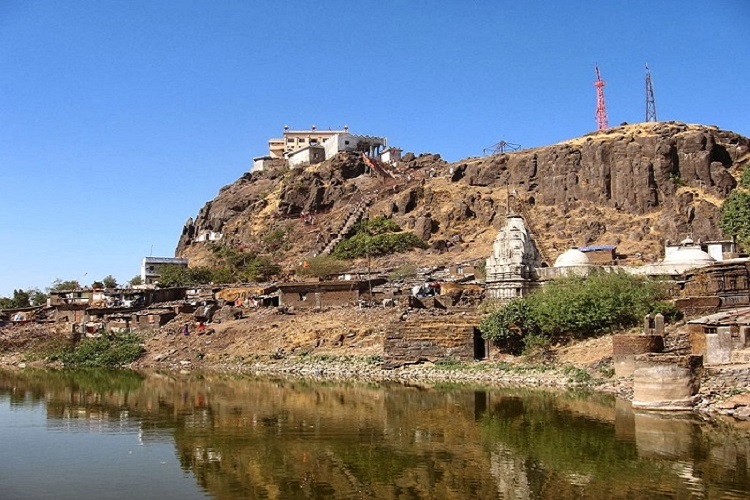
[674,296,722,316]
[702,365,750,392]
[383,320,479,369]
[613,334,664,377]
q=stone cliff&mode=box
[177,122,749,272]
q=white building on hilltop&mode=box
[253,125,392,171]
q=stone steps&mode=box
[317,202,368,256]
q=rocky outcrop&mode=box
[176,122,749,270]
[458,122,746,214]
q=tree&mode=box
[28,289,48,306]
[0,289,31,309]
[49,279,81,292]
[128,275,144,287]
[156,265,214,287]
[720,190,750,251]
[102,275,118,288]
[156,265,193,287]
[206,244,282,283]
[479,299,537,354]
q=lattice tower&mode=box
[645,64,657,122]
[594,65,609,131]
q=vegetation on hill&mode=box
[332,216,428,259]
[297,255,350,279]
[720,167,750,251]
[157,246,281,287]
[479,271,677,355]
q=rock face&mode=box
[176,122,749,271]
[458,122,744,211]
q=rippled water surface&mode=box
[1,369,749,499]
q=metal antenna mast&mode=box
[645,64,657,122]
[483,140,521,155]
[594,65,609,131]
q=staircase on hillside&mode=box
[315,201,369,256]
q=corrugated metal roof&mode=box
[579,245,616,252]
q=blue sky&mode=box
[1,1,748,296]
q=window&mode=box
[287,138,294,143]
[299,138,306,143]
[345,140,350,145]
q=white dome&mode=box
[663,246,715,266]
[554,248,591,267]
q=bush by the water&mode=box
[479,271,677,355]
[55,332,145,368]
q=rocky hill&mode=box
[176,122,750,273]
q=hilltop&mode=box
[176,122,749,272]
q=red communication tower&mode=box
[594,65,609,131]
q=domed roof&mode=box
[554,248,591,267]
[662,246,715,266]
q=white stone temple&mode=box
[485,214,544,301]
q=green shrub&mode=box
[55,332,145,368]
[522,333,552,356]
[480,271,672,352]
[479,299,537,355]
[356,216,401,235]
[562,365,593,384]
[720,190,750,251]
[741,167,750,189]
[333,232,427,259]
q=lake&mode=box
[0,368,748,499]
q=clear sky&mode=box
[1,1,748,296]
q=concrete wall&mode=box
[288,146,325,168]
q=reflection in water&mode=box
[0,369,749,499]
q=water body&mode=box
[0,369,748,499]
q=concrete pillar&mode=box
[632,354,702,410]
[654,313,665,336]
[643,314,652,335]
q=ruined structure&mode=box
[383,314,484,368]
